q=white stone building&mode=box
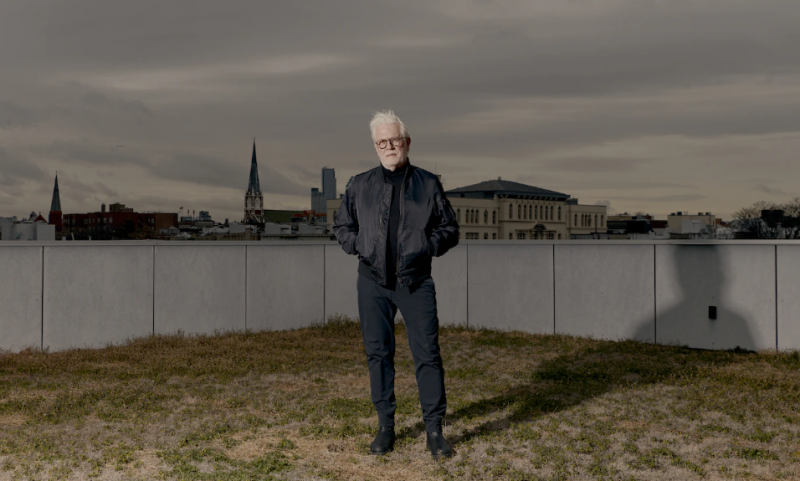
[327,178,607,240]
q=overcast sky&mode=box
[1,0,798,222]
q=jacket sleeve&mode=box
[333,182,359,255]
[428,178,459,257]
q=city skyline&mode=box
[2,1,799,223]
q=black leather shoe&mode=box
[426,430,453,460]
[369,426,395,456]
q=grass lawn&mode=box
[1,316,799,480]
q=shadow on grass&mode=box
[396,336,756,446]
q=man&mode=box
[333,110,459,459]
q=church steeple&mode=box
[50,173,62,212]
[246,139,261,195]
[49,173,63,232]
[243,139,264,223]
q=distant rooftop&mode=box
[445,178,570,200]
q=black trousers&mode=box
[356,274,447,432]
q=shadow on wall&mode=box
[394,245,770,447]
[631,245,756,351]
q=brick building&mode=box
[63,203,177,238]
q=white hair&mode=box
[369,110,409,140]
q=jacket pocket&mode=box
[419,229,433,258]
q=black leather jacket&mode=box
[333,160,459,287]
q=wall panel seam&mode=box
[245,245,248,331]
[41,246,44,351]
[552,244,556,334]
[654,244,657,344]
[152,245,155,335]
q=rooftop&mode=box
[445,178,570,200]
[0,319,796,479]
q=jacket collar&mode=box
[376,157,414,185]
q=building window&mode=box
[518,205,521,219]
[550,206,554,220]
[484,210,488,224]
[540,206,544,219]
[492,211,496,224]
[594,214,598,227]
[600,215,604,226]
[545,206,548,220]
[547,233,554,240]
[492,233,497,239]
[558,206,561,221]
[484,233,488,239]
[509,233,512,239]
[588,216,592,227]
[509,203,513,219]
[558,233,561,239]
[529,206,533,219]
[575,214,578,226]
[517,232,525,240]
[523,205,527,219]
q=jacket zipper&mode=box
[397,174,405,286]
[380,184,386,283]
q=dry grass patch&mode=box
[1,316,799,480]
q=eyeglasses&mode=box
[374,137,408,149]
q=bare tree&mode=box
[732,198,800,239]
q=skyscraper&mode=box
[322,167,336,201]
[311,167,337,213]
[244,140,264,223]
[311,187,326,213]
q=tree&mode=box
[732,198,800,239]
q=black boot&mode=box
[426,430,453,460]
[369,426,395,456]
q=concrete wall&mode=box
[778,245,800,350]
[655,245,776,351]
[43,246,153,351]
[324,245,360,321]
[555,244,655,342]
[0,246,42,351]
[154,245,246,335]
[468,244,554,333]
[1,241,798,353]
[247,244,324,331]
[432,245,468,326]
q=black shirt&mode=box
[382,161,408,290]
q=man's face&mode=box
[373,123,410,171]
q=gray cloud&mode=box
[0,148,46,186]
[0,102,39,129]
[754,183,789,196]
[1,0,800,221]
[57,175,118,204]
[155,152,309,196]
[80,90,153,117]
[542,157,649,173]
[641,194,709,203]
